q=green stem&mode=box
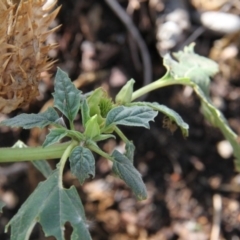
[58,140,78,188]
[0,76,190,164]
[70,121,75,131]
[114,127,129,143]
[0,142,71,163]
[87,142,114,161]
[131,76,192,101]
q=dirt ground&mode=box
[1,0,240,239]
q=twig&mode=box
[210,194,222,240]
[178,26,205,50]
[104,0,152,100]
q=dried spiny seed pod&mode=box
[0,0,60,113]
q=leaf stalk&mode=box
[131,77,192,101]
[115,126,129,143]
[87,142,114,161]
[58,140,78,188]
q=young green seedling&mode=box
[0,44,239,240]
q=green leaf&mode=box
[81,98,90,127]
[69,146,95,185]
[164,43,218,95]
[129,102,189,137]
[111,150,147,200]
[1,107,59,129]
[43,128,68,147]
[0,200,5,213]
[32,160,53,178]
[163,44,240,170]
[173,44,218,77]
[6,170,91,240]
[87,88,106,125]
[67,130,85,142]
[125,141,135,163]
[53,68,82,122]
[93,134,116,142]
[105,106,158,129]
[98,98,113,118]
[193,82,240,170]
[87,88,105,117]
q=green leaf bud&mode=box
[84,115,100,139]
[115,79,135,104]
[87,88,105,116]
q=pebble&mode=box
[216,140,233,159]
[200,11,240,34]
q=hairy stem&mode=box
[0,142,71,163]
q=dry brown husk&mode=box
[0,0,60,113]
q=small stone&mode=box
[201,11,240,34]
[216,140,233,159]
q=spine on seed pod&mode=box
[0,0,60,113]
